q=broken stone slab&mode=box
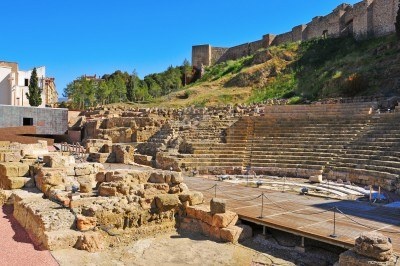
[210,198,226,214]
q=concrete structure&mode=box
[0,105,68,135]
[192,0,399,69]
[0,61,58,107]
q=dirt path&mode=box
[0,205,58,266]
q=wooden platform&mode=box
[184,176,400,253]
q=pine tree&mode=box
[396,2,400,40]
[26,67,42,106]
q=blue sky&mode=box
[2,0,359,97]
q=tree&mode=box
[396,2,400,40]
[182,59,192,86]
[26,67,42,106]
[126,70,139,102]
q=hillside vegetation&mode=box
[159,34,400,107]
[65,35,400,109]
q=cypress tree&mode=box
[26,67,42,106]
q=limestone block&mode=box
[0,177,30,190]
[98,183,117,197]
[0,163,19,177]
[171,172,183,184]
[210,198,226,214]
[75,164,94,176]
[179,191,204,206]
[79,181,93,194]
[212,211,238,228]
[309,175,323,183]
[194,205,213,226]
[3,152,22,163]
[155,194,180,212]
[95,171,106,183]
[76,215,97,231]
[354,232,393,262]
[220,225,243,243]
[74,232,104,253]
[37,169,65,189]
[149,172,165,183]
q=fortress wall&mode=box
[192,0,399,67]
[372,0,397,37]
[216,42,253,64]
[304,16,329,40]
[292,25,306,42]
[353,0,374,39]
[262,34,276,46]
[211,47,229,65]
[272,31,293,45]
[192,45,211,69]
[248,40,265,54]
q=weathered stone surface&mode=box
[0,177,30,190]
[98,183,118,197]
[354,232,393,262]
[79,181,93,194]
[43,154,75,168]
[220,225,243,243]
[179,191,204,206]
[149,172,165,183]
[210,198,226,214]
[76,215,97,231]
[155,194,180,212]
[74,232,104,252]
[339,249,397,266]
[171,172,183,184]
[75,164,94,176]
[212,211,238,228]
[309,175,323,183]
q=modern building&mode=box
[0,61,58,107]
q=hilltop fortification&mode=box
[192,0,399,70]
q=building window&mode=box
[24,79,29,86]
[23,118,33,126]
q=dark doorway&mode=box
[23,117,33,126]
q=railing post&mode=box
[214,184,217,198]
[259,192,265,219]
[330,207,337,238]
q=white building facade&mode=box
[0,61,57,107]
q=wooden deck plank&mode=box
[185,176,400,253]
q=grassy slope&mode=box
[108,35,400,109]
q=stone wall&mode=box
[372,0,397,37]
[192,0,399,67]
